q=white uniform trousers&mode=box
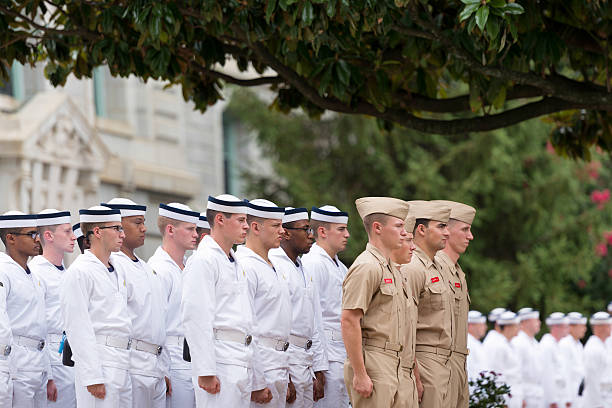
[47,338,76,408]
[313,361,348,408]
[131,374,165,408]
[193,363,252,408]
[75,366,131,408]
[12,370,48,408]
[251,368,288,408]
[0,369,12,408]
[166,369,195,408]
[523,383,544,408]
[287,363,313,408]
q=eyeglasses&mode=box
[98,225,124,233]
[284,226,314,235]
[10,231,39,240]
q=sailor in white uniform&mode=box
[466,311,487,384]
[181,194,262,407]
[582,312,612,408]
[606,302,612,351]
[196,215,211,247]
[148,203,200,408]
[0,261,12,408]
[482,307,506,356]
[511,308,543,408]
[0,211,54,407]
[302,205,350,407]
[540,312,572,408]
[104,198,170,408]
[236,199,291,407]
[560,312,587,408]
[485,311,523,408]
[60,206,132,408]
[30,209,77,407]
[270,207,328,408]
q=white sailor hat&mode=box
[247,199,285,220]
[311,205,348,224]
[567,312,587,325]
[79,206,121,223]
[283,207,309,224]
[608,301,612,313]
[517,307,540,321]
[36,209,71,226]
[197,214,210,229]
[590,311,612,325]
[159,203,199,224]
[545,312,569,326]
[497,311,520,325]
[206,194,248,214]
[72,223,83,239]
[488,307,507,323]
[0,211,38,228]
[468,310,486,324]
[101,198,146,217]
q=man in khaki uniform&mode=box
[432,201,475,408]
[401,201,452,408]
[341,197,411,408]
[390,214,420,406]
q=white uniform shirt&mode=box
[511,331,543,404]
[148,246,190,371]
[235,246,291,388]
[539,335,571,407]
[301,243,347,363]
[60,250,132,386]
[0,267,12,374]
[269,247,328,372]
[29,255,68,373]
[181,235,254,377]
[111,251,169,378]
[481,329,504,372]
[559,335,585,403]
[0,252,50,375]
[467,333,486,382]
[583,335,612,408]
[486,335,523,408]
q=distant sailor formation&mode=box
[0,197,610,408]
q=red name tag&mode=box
[384,278,393,284]
[455,282,461,288]
[431,277,439,283]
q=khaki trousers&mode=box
[447,353,468,408]
[344,347,417,408]
[415,351,451,408]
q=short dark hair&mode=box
[0,228,20,246]
[362,213,389,235]
[310,220,330,239]
[414,219,430,233]
[205,209,232,228]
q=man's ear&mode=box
[416,224,426,237]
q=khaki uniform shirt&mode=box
[395,262,418,368]
[401,245,454,350]
[342,243,406,354]
[436,251,470,355]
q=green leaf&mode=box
[335,59,351,86]
[469,82,482,112]
[318,63,333,95]
[488,0,506,8]
[503,3,525,15]
[301,2,314,26]
[492,85,506,109]
[326,0,336,17]
[486,16,500,41]
[265,0,277,22]
[475,6,490,31]
[459,3,479,22]
[460,0,481,4]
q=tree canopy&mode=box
[0,0,611,158]
[227,88,612,316]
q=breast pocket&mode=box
[376,283,396,315]
[424,284,444,311]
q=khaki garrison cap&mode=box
[404,214,416,233]
[407,200,450,223]
[355,197,410,221]
[431,200,476,225]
